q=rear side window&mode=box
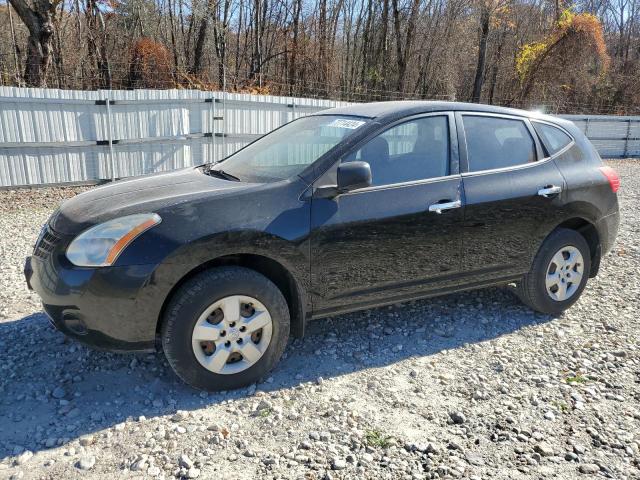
[463,116,536,172]
[533,122,572,155]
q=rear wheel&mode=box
[516,228,591,315]
[161,266,290,391]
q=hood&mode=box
[50,167,251,235]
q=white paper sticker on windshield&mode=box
[327,119,366,129]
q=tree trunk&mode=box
[359,0,373,90]
[95,10,112,88]
[375,0,389,91]
[392,0,420,93]
[167,0,180,70]
[191,17,208,75]
[392,0,403,92]
[8,4,22,85]
[471,4,490,103]
[288,0,301,92]
[9,0,58,87]
[53,13,64,87]
[213,0,231,88]
[251,0,263,84]
[487,30,506,104]
[318,0,327,92]
[86,0,112,89]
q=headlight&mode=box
[66,213,161,267]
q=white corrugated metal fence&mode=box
[562,115,640,159]
[0,87,637,187]
[0,87,349,187]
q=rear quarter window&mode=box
[532,122,573,156]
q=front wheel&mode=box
[161,267,290,391]
[516,228,591,315]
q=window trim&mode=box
[334,112,459,193]
[456,111,547,176]
[339,173,461,196]
[531,120,576,159]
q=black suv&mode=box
[25,101,620,391]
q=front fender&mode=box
[162,230,310,290]
[130,230,311,343]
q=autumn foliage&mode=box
[2,0,639,113]
[515,10,610,103]
[128,38,173,89]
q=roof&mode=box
[319,100,545,121]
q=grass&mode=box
[565,374,589,384]
[259,408,272,418]
[365,429,393,448]
[552,400,569,413]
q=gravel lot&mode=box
[0,161,638,480]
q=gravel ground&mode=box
[0,161,638,480]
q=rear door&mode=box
[457,113,567,283]
[309,113,465,315]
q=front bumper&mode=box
[25,252,161,352]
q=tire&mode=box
[161,266,290,391]
[516,228,591,315]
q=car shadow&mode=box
[0,286,553,459]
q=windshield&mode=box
[210,115,368,182]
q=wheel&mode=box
[516,228,591,315]
[161,266,290,391]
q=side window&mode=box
[463,116,536,172]
[532,122,572,156]
[344,116,449,186]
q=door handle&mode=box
[537,185,562,198]
[429,199,462,214]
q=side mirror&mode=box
[337,161,372,193]
[313,161,372,199]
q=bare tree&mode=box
[392,0,421,92]
[2,0,639,114]
[8,0,61,86]
[86,0,112,88]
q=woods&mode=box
[0,0,638,113]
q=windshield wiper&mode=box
[205,166,241,182]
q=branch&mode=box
[8,0,40,33]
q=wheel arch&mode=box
[155,253,309,342]
[551,217,601,277]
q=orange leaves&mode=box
[130,38,171,65]
[128,38,173,88]
[516,9,610,87]
[567,13,609,70]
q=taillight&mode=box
[599,166,620,193]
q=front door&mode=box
[309,113,465,316]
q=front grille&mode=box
[33,225,63,259]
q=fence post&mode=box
[222,94,227,159]
[584,117,590,137]
[624,119,631,158]
[208,97,215,162]
[105,97,116,182]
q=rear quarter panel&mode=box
[551,123,619,220]
[536,120,620,254]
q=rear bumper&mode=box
[26,253,160,352]
[596,209,620,256]
[588,209,620,278]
